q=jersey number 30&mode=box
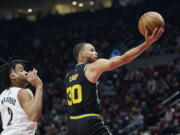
[66,84,82,106]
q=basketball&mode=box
[138,12,165,36]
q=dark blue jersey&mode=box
[64,64,101,115]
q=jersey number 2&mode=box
[7,107,13,126]
[66,84,82,106]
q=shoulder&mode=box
[65,69,75,77]
[18,88,34,100]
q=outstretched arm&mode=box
[86,28,164,83]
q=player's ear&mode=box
[9,70,16,80]
[79,51,84,58]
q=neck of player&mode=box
[10,81,27,89]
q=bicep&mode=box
[88,57,125,73]
[18,89,33,112]
[93,59,113,72]
[86,57,127,83]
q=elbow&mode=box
[124,59,132,64]
[29,117,39,122]
[106,56,132,71]
[29,115,41,122]
[121,55,133,64]
[108,61,117,70]
[108,61,123,70]
[28,112,42,122]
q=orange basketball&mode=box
[138,12,165,36]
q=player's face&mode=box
[83,44,98,63]
[10,64,29,86]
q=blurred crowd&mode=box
[0,0,180,134]
[159,103,180,135]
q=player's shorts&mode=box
[68,113,112,135]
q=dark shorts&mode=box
[68,116,112,135]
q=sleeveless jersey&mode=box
[64,64,101,116]
[0,87,37,135]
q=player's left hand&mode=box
[27,69,43,87]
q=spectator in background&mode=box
[164,105,175,123]
[140,101,149,119]
[173,103,180,123]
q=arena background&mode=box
[0,0,179,134]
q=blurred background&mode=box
[0,0,180,134]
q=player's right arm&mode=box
[18,69,43,122]
[86,28,164,83]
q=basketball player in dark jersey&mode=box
[64,28,164,135]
